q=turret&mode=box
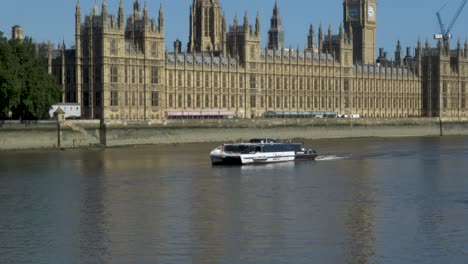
[174,39,182,55]
[158,4,164,33]
[339,23,344,41]
[457,39,462,57]
[75,1,81,34]
[244,11,249,33]
[444,40,450,56]
[267,1,284,50]
[118,0,124,28]
[47,42,52,74]
[395,40,402,66]
[347,23,353,42]
[102,0,107,16]
[416,38,422,60]
[234,14,238,27]
[255,12,260,36]
[437,39,443,54]
[102,0,107,25]
[93,1,98,16]
[144,2,149,26]
[134,0,140,15]
[307,24,315,50]
[318,24,323,51]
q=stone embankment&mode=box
[0,118,467,150]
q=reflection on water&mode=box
[1,137,468,264]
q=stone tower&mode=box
[188,0,226,53]
[11,25,24,41]
[267,1,285,50]
[343,0,377,64]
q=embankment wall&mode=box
[1,118,467,150]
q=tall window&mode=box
[110,65,118,83]
[178,72,183,87]
[139,68,143,84]
[223,73,227,88]
[231,76,235,89]
[169,72,173,86]
[178,94,183,108]
[168,94,174,108]
[187,95,192,108]
[110,39,118,55]
[151,42,157,57]
[250,96,256,108]
[214,75,218,88]
[125,66,128,83]
[151,67,158,84]
[110,91,118,106]
[250,74,256,89]
[222,95,227,108]
[196,72,201,87]
[196,95,201,108]
[187,73,192,87]
[204,9,210,37]
[231,95,236,108]
[152,91,159,106]
[205,73,210,87]
[205,94,210,108]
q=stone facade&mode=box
[49,0,468,120]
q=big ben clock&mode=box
[348,5,359,20]
[368,5,376,21]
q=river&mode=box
[1,136,468,264]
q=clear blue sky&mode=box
[1,0,467,59]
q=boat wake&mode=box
[316,155,347,161]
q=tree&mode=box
[0,31,62,119]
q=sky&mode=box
[1,0,467,59]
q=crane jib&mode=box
[435,0,467,41]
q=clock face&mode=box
[348,6,359,20]
[368,6,375,20]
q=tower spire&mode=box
[118,0,124,28]
[256,11,260,35]
[158,3,164,33]
[76,0,81,15]
[267,1,285,50]
[93,0,98,16]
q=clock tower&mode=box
[343,0,377,64]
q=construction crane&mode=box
[434,0,468,41]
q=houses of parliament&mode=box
[48,0,468,120]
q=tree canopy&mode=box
[0,31,62,119]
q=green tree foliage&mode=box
[0,31,62,119]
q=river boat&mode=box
[210,139,318,165]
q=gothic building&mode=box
[50,0,468,120]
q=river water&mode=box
[1,136,468,264]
